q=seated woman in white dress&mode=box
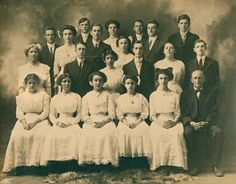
[149,68,187,173]
[114,35,134,69]
[154,42,185,94]
[78,71,118,167]
[100,48,123,101]
[3,74,50,173]
[103,20,120,54]
[40,73,82,168]
[54,25,77,78]
[116,75,151,167]
[19,44,51,95]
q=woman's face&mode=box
[26,78,39,93]
[90,75,104,91]
[124,78,136,93]
[108,24,118,36]
[28,47,38,62]
[164,43,175,58]
[104,54,115,67]
[63,29,74,43]
[158,73,169,87]
[61,77,71,93]
[118,38,129,51]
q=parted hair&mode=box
[24,73,41,85]
[78,17,90,25]
[102,48,118,61]
[105,19,120,30]
[24,44,41,58]
[122,75,138,84]
[56,73,71,86]
[60,25,77,37]
[155,67,174,81]
[88,71,107,83]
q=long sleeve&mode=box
[53,49,60,76]
[71,95,82,124]
[82,95,90,122]
[49,98,58,125]
[174,93,181,121]
[116,98,125,120]
[16,96,25,121]
[108,94,116,120]
[140,95,149,120]
[38,93,50,121]
[149,93,155,121]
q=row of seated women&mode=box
[3,69,187,174]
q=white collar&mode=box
[47,43,55,48]
[197,55,206,62]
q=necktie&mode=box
[95,43,99,48]
[195,89,201,99]
[79,62,83,69]
[49,47,53,55]
[149,40,153,50]
[182,34,186,43]
[199,58,203,69]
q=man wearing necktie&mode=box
[64,42,95,97]
[40,27,59,96]
[167,14,199,65]
[74,17,92,45]
[143,20,164,65]
[181,70,224,177]
[185,39,220,92]
[122,40,155,99]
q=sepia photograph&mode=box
[0,0,236,183]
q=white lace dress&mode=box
[154,59,185,94]
[149,90,187,170]
[116,93,151,157]
[40,92,81,165]
[103,37,119,54]
[2,91,50,172]
[78,90,118,166]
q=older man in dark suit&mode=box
[143,20,164,65]
[123,40,155,99]
[41,27,59,96]
[185,39,220,92]
[181,70,223,177]
[74,17,92,45]
[64,42,95,97]
[86,23,111,70]
[168,14,199,65]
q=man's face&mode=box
[79,20,90,33]
[194,42,207,56]
[45,30,56,44]
[147,23,158,36]
[133,21,144,34]
[132,43,143,58]
[76,44,86,58]
[178,19,190,32]
[90,26,102,40]
[191,70,205,89]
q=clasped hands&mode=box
[21,118,39,130]
[162,120,177,129]
[56,121,72,128]
[86,119,108,128]
[190,121,208,131]
[123,118,142,129]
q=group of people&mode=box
[2,14,224,177]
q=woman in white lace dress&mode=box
[41,73,82,166]
[3,74,50,173]
[19,44,51,95]
[54,25,77,78]
[154,42,185,94]
[103,20,120,54]
[114,36,134,69]
[149,68,187,173]
[100,48,123,102]
[78,71,118,166]
[116,75,151,160]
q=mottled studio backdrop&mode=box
[0,0,236,161]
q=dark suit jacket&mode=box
[64,59,95,97]
[40,43,59,96]
[180,86,218,126]
[122,59,155,99]
[185,57,220,91]
[74,34,92,45]
[129,33,148,45]
[86,40,111,71]
[143,37,164,65]
[168,31,199,65]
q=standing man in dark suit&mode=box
[64,42,95,97]
[185,39,220,91]
[123,40,155,99]
[143,20,164,65]
[74,17,92,45]
[128,19,148,45]
[181,70,224,177]
[41,27,59,96]
[86,23,111,70]
[168,14,199,65]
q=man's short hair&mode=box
[147,20,160,29]
[177,14,191,24]
[78,17,90,25]
[194,39,207,47]
[44,27,56,34]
